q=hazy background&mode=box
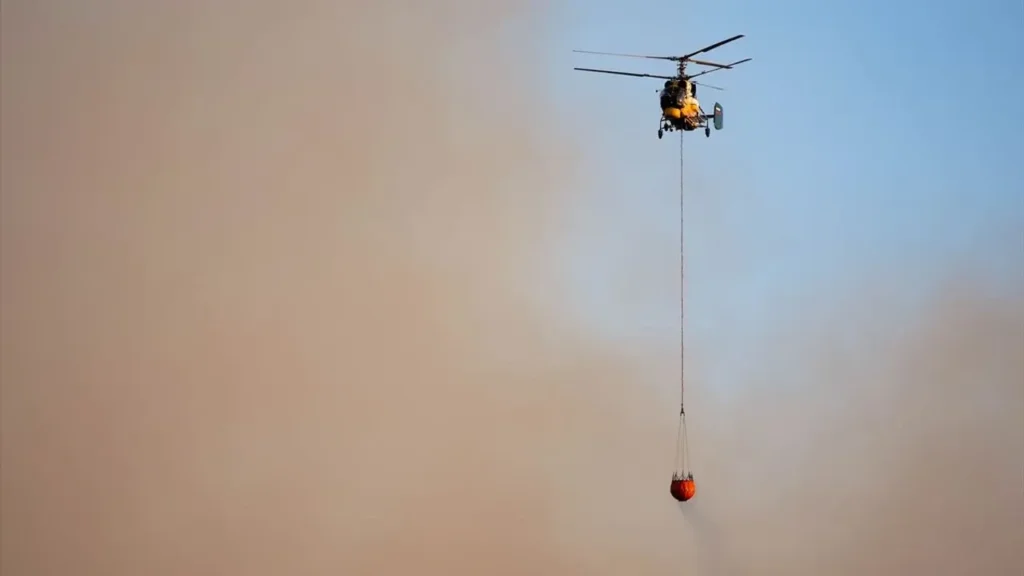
[2,1,1022,575]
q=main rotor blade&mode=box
[680,34,744,61]
[688,58,752,78]
[574,35,747,65]
[573,49,678,61]
[694,81,724,91]
[573,67,675,80]
[688,58,734,69]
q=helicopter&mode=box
[573,34,750,139]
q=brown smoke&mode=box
[685,278,1024,575]
[2,1,1022,575]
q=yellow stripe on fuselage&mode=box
[663,101,700,120]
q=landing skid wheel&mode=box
[705,127,711,138]
[658,128,664,139]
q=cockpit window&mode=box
[660,89,674,108]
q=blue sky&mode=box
[537,0,1023,397]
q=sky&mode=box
[545,0,1024,396]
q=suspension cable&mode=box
[679,132,685,418]
[674,131,691,478]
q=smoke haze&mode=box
[3,1,1022,575]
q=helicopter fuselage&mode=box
[662,96,703,131]
[659,80,706,135]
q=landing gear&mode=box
[658,128,664,139]
[705,127,711,138]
